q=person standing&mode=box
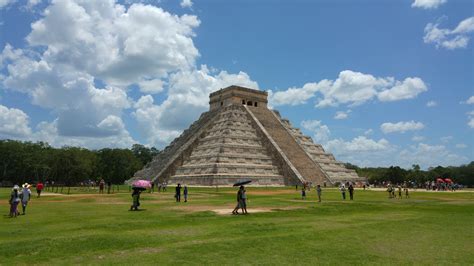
[340,184,346,200]
[99,179,105,194]
[398,186,402,199]
[183,185,188,202]
[107,181,112,194]
[301,187,306,200]
[316,185,322,202]
[36,182,44,198]
[175,184,181,202]
[9,185,21,218]
[348,184,354,200]
[20,184,32,215]
[404,187,409,198]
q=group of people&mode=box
[339,183,355,200]
[174,184,188,202]
[387,184,409,199]
[8,183,36,217]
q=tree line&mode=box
[0,140,159,186]
[345,163,474,187]
[1,139,472,187]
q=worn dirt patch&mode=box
[170,204,305,215]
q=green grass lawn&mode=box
[0,186,473,265]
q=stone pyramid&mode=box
[133,85,362,186]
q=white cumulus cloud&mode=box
[465,96,474,104]
[424,17,474,50]
[269,70,427,107]
[180,0,193,8]
[426,100,437,107]
[334,110,351,120]
[411,0,446,9]
[301,120,331,143]
[381,121,425,134]
[0,105,32,137]
[467,111,474,128]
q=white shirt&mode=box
[21,188,31,202]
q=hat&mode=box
[23,183,30,188]
[13,185,20,190]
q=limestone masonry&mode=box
[132,85,362,186]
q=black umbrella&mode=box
[233,180,252,187]
[132,186,147,191]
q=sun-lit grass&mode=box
[0,186,473,265]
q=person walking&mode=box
[175,184,181,202]
[130,188,141,211]
[301,187,306,200]
[183,185,188,202]
[404,187,409,198]
[398,186,402,199]
[232,186,243,215]
[340,184,346,200]
[348,184,354,200]
[9,185,21,217]
[240,186,248,214]
[316,185,322,202]
[36,182,44,198]
[107,181,112,194]
[20,183,32,215]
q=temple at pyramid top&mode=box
[209,85,268,110]
[132,85,364,186]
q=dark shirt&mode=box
[237,190,242,202]
[176,186,181,194]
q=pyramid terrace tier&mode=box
[169,174,285,186]
[190,143,270,157]
[174,163,281,176]
[198,135,262,147]
[187,153,275,165]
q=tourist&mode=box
[175,184,181,202]
[99,179,105,194]
[130,188,141,211]
[340,184,346,200]
[387,185,392,198]
[184,185,188,202]
[36,182,44,198]
[232,186,243,215]
[348,184,354,200]
[162,182,167,192]
[20,183,32,215]
[404,187,409,198]
[316,185,322,202]
[151,182,155,193]
[398,186,402,199]
[301,187,306,200]
[107,181,112,194]
[9,185,21,217]
[240,186,248,214]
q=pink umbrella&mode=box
[444,178,453,183]
[132,180,152,188]
[436,178,444,183]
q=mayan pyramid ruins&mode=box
[133,85,362,186]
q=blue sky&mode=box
[0,0,473,169]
